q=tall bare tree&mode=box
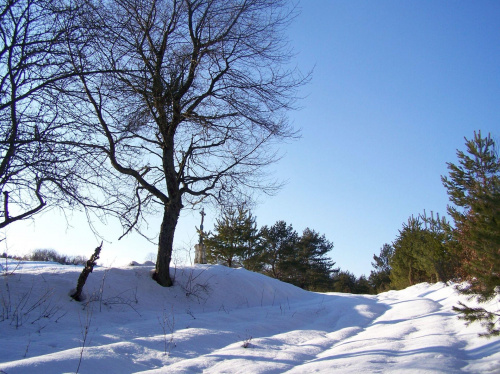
[67,0,307,286]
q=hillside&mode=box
[1,261,499,373]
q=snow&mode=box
[1,260,499,373]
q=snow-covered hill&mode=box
[0,261,499,373]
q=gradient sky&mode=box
[3,1,500,277]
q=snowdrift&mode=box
[0,261,499,373]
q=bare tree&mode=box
[0,0,131,236]
[0,0,88,229]
[66,0,307,286]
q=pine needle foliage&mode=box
[369,243,394,293]
[258,220,299,280]
[453,302,500,337]
[205,210,337,291]
[204,206,259,269]
[442,131,500,337]
[294,228,338,291]
[389,214,456,290]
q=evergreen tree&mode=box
[206,215,338,291]
[389,216,432,289]
[331,271,374,294]
[295,228,338,291]
[331,270,358,293]
[355,275,373,294]
[204,206,259,268]
[369,243,394,293]
[419,211,458,283]
[442,131,500,336]
[259,222,337,290]
[389,214,456,290]
[259,221,299,281]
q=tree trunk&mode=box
[71,242,103,301]
[154,202,182,287]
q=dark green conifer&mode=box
[389,214,455,289]
[259,221,299,281]
[369,243,394,293]
[331,270,358,293]
[389,216,431,289]
[259,222,337,291]
[295,228,337,291]
[442,131,500,336]
[204,205,259,268]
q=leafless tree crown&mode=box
[0,0,78,228]
[1,0,307,286]
[68,0,306,214]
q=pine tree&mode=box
[442,131,500,336]
[369,243,394,293]
[206,214,338,290]
[389,216,431,289]
[389,213,456,290]
[259,221,299,281]
[355,275,373,294]
[331,271,374,294]
[295,228,337,291]
[419,211,458,283]
[204,205,259,268]
[259,222,337,290]
[331,270,358,293]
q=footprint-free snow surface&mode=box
[1,261,499,373]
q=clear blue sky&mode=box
[3,1,500,276]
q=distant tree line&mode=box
[202,206,457,296]
[1,249,87,265]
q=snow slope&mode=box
[0,261,499,373]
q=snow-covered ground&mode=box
[0,260,499,373]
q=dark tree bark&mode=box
[71,242,103,301]
[153,202,182,287]
[65,0,308,287]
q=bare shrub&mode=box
[0,278,65,329]
[158,307,176,357]
[178,267,212,304]
[76,304,94,374]
[1,255,21,276]
[28,249,87,266]
[240,332,253,348]
[82,268,141,316]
